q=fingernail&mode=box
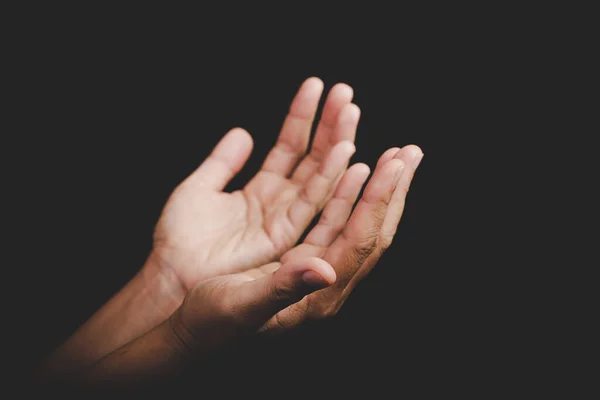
[412,153,424,169]
[301,271,330,289]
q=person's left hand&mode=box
[152,78,360,291]
[258,145,423,332]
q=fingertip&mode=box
[214,127,252,156]
[386,158,406,174]
[228,126,253,142]
[349,162,371,180]
[377,147,403,168]
[303,77,325,92]
[304,76,324,85]
[331,82,354,100]
[401,144,423,159]
[291,78,325,117]
[397,145,423,170]
[225,127,254,153]
[302,257,337,285]
[333,162,371,199]
[413,152,424,169]
[339,103,361,123]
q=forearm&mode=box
[74,318,191,387]
[37,251,186,379]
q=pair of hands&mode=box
[152,77,423,353]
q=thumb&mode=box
[232,257,336,328]
[188,127,253,191]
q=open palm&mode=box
[153,78,360,291]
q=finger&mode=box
[344,146,423,295]
[376,147,402,169]
[379,145,424,244]
[281,162,369,263]
[260,77,324,177]
[189,128,253,191]
[326,156,406,286]
[310,83,355,160]
[232,257,336,328]
[286,141,356,230]
[304,163,371,248]
[292,102,359,185]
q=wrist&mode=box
[141,251,187,320]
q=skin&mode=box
[37,77,423,386]
[76,147,422,387]
[153,77,360,290]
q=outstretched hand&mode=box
[169,146,423,353]
[36,77,423,386]
[153,78,360,291]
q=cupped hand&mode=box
[257,145,423,332]
[167,146,423,353]
[153,78,359,291]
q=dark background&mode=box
[7,3,578,396]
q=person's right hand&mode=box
[152,78,360,292]
[167,145,423,353]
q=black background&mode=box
[6,3,575,396]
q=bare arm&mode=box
[65,257,336,387]
[73,318,189,387]
[37,253,185,380]
[37,78,357,379]
[42,146,422,388]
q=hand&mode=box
[65,146,422,385]
[169,146,423,352]
[262,145,423,332]
[153,78,360,291]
